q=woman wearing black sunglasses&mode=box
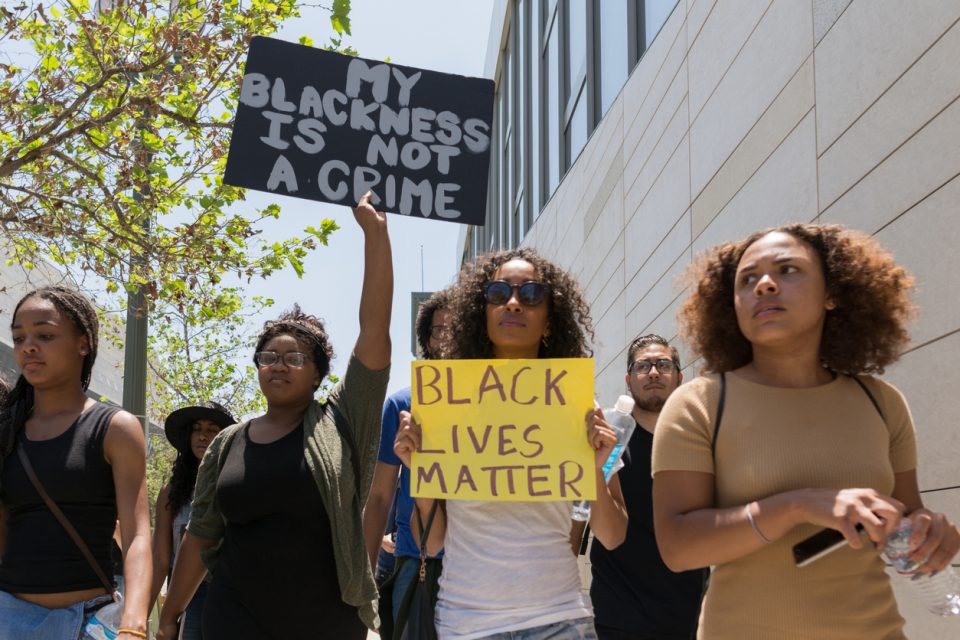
[157,193,393,640]
[394,247,627,640]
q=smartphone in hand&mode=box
[793,524,866,568]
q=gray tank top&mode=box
[171,503,191,568]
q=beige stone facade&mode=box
[474,0,960,636]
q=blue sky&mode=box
[243,1,495,396]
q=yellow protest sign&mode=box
[410,358,595,502]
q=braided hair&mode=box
[0,286,100,461]
[254,304,333,388]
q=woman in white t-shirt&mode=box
[393,248,628,640]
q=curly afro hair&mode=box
[447,247,594,359]
[679,224,915,375]
[254,304,333,387]
[415,287,454,359]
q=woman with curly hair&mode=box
[149,401,235,639]
[394,247,628,640]
[651,224,960,639]
[0,286,152,639]
[157,193,393,640]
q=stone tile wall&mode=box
[526,1,960,635]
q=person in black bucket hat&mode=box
[150,401,234,639]
[163,402,235,459]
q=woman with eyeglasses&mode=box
[393,248,628,640]
[157,193,393,640]
[651,224,959,639]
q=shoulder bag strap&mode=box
[16,445,115,594]
[413,501,440,583]
[851,375,885,422]
[711,372,727,460]
[325,401,362,495]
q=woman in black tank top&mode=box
[0,286,152,639]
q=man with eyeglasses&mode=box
[362,287,452,633]
[581,334,706,640]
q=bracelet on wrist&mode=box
[745,502,773,544]
[118,630,147,639]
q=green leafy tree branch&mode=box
[0,0,351,314]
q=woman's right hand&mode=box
[393,410,422,468]
[798,487,904,549]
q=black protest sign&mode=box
[223,37,494,226]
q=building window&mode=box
[563,0,589,167]
[467,0,680,261]
[529,0,542,220]
[544,2,560,196]
[597,0,629,116]
[643,0,676,47]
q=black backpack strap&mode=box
[324,401,362,497]
[851,375,885,422]
[711,372,726,460]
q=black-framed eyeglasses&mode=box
[629,359,676,375]
[429,324,451,338]
[483,280,550,306]
[254,351,310,368]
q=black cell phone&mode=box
[792,524,866,568]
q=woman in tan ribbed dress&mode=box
[650,224,959,639]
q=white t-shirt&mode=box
[435,499,592,640]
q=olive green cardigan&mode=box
[187,354,389,630]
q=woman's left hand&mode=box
[586,408,617,470]
[905,508,960,573]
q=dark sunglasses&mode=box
[483,281,550,306]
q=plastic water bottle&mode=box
[884,518,960,616]
[571,395,635,522]
[83,596,123,640]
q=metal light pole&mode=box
[99,0,149,432]
[122,190,149,434]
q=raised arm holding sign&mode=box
[392,248,627,640]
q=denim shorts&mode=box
[0,590,113,640]
[480,617,598,640]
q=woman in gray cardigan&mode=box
[158,193,393,639]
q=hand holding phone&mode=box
[793,524,866,568]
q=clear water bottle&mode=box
[884,518,960,616]
[83,596,123,640]
[571,395,635,522]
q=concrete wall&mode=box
[519,1,960,635]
